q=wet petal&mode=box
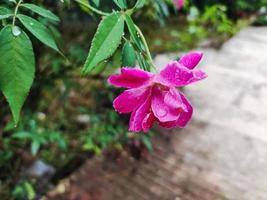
[179,51,203,69]
[129,94,152,132]
[176,93,193,127]
[159,93,193,128]
[151,87,180,122]
[142,112,155,132]
[108,67,152,88]
[158,120,177,129]
[113,87,150,113]
[164,87,188,112]
[160,61,207,87]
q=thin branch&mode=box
[12,0,23,27]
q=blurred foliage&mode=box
[187,5,236,42]
[12,181,36,200]
[190,0,267,14]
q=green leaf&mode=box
[141,136,153,152]
[83,12,125,73]
[0,7,12,15]
[91,0,100,7]
[122,41,136,67]
[113,0,127,9]
[136,50,150,71]
[124,14,143,51]
[8,0,17,4]
[24,182,36,200]
[0,14,12,20]
[12,131,33,139]
[0,7,13,22]
[21,3,60,22]
[0,26,35,124]
[155,0,169,18]
[134,0,145,9]
[78,0,91,13]
[18,14,59,51]
[31,141,40,155]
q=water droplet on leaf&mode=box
[12,26,21,36]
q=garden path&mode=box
[45,26,267,200]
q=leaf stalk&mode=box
[12,0,23,27]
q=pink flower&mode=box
[173,0,184,9]
[108,52,207,133]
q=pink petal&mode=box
[159,61,207,87]
[129,94,152,132]
[151,87,180,123]
[158,120,177,129]
[159,93,193,128]
[164,87,188,112]
[113,87,150,113]
[108,67,152,88]
[179,52,203,69]
[142,112,155,133]
[176,93,193,127]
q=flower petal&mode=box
[151,87,180,123]
[129,95,152,132]
[159,61,207,87]
[113,87,150,113]
[159,93,193,128]
[164,87,188,112]
[108,67,152,88]
[179,52,203,69]
[176,93,193,127]
[142,112,155,132]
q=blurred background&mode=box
[1,0,267,199]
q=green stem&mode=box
[73,0,109,16]
[12,0,23,27]
[135,25,157,72]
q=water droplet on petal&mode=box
[12,26,21,36]
[157,108,167,117]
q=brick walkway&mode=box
[44,27,267,200]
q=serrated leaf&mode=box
[83,12,125,73]
[134,0,145,9]
[113,0,127,9]
[21,3,60,22]
[18,14,59,51]
[124,14,143,51]
[0,26,35,124]
[122,41,136,67]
